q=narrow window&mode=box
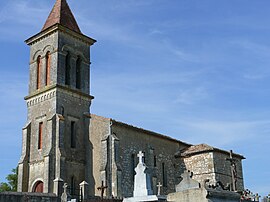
[38,122,43,150]
[37,56,41,89]
[70,176,75,195]
[131,154,136,180]
[142,151,146,164]
[76,56,81,89]
[71,121,76,148]
[154,155,157,167]
[162,163,167,187]
[45,52,51,86]
[65,52,70,85]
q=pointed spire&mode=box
[42,0,81,33]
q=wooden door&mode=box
[33,181,43,193]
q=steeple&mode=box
[42,0,81,33]
[18,0,95,195]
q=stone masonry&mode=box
[17,0,246,199]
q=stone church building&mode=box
[17,0,245,198]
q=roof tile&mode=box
[42,0,81,33]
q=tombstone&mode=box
[133,151,153,197]
[123,151,166,202]
[156,182,162,196]
[167,170,241,202]
[61,183,71,202]
[175,170,200,192]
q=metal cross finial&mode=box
[97,181,108,199]
[157,182,162,196]
[137,151,144,164]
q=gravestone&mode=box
[97,181,108,199]
[133,151,153,197]
[123,151,166,202]
[175,170,200,192]
[61,183,71,202]
[156,182,162,196]
[168,170,241,202]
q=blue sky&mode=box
[0,0,269,197]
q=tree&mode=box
[0,167,18,192]
[0,183,11,192]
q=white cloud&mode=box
[173,87,208,105]
[176,118,270,147]
[243,74,266,80]
[0,1,49,41]
[109,0,154,11]
[0,1,48,25]
[231,40,270,60]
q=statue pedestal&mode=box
[124,195,166,202]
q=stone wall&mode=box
[213,152,244,190]
[89,114,191,198]
[167,188,241,202]
[0,192,59,202]
[89,115,246,198]
[85,198,123,202]
[28,31,58,94]
[183,152,216,185]
[183,151,244,191]
[111,120,189,197]
[89,115,111,196]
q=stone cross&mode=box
[61,183,70,202]
[175,170,200,192]
[137,151,144,164]
[157,182,162,196]
[97,181,108,199]
[226,150,237,191]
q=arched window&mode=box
[76,56,81,89]
[45,51,51,86]
[65,51,71,85]
[37,56,41,89]
[33,181,44,193]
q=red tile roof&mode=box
[177,144,245,159]
[42,0,81,33]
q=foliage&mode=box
[0,167,18,192]
[0,183,11,192]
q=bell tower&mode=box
[17,0,96,194]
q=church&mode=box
[17,0,245,199]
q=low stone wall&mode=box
[167,188,241,202]
[0,191,59,202]
[84,197,123,202]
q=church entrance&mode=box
[33,181,44,193]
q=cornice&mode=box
[25,84,94,107]
[25,24,96,46]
